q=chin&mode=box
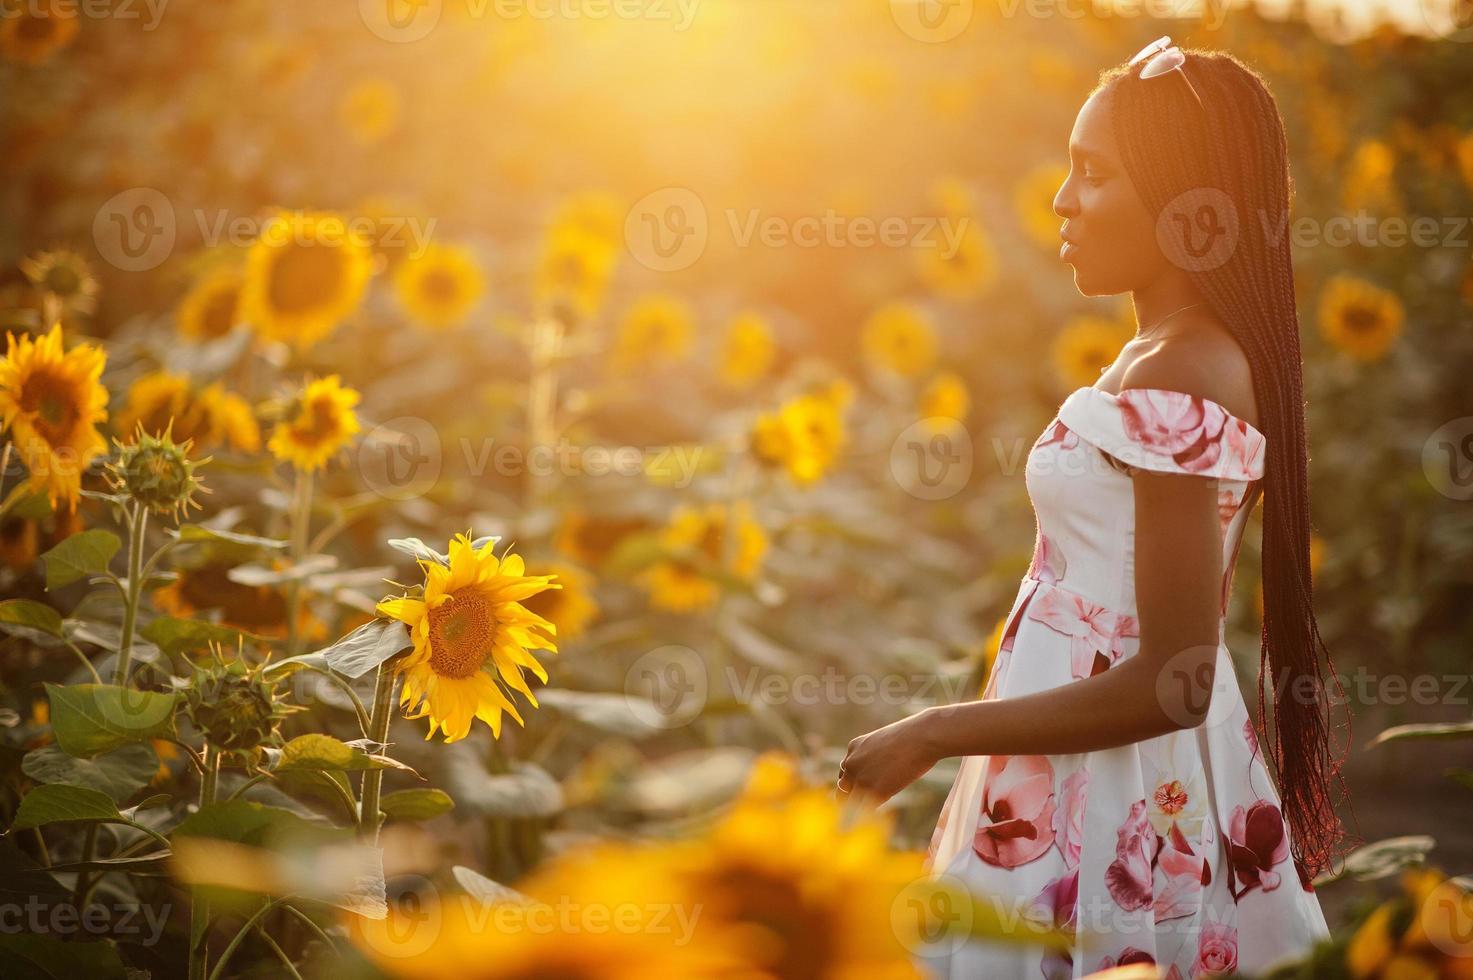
[1069,265,1129,298]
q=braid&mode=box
[1095,50,1349,879]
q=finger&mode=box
[836,771,855,794]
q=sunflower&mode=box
[117,371,260,453]
[718,312,776,388]
[1013,163,1069,248]
[613,294,694,370]
[751,384,851,488]
[393,242,485,329]
[667,754,929,980]
[1050,314,1132,389]
[339,77,401,146]
[376,534,561,742]
[267,374,361,471]
[915,221,996,299]
[1318,274,1404,362]
[177,268,243,340]
[532,225,617,325]
[355,197,422,273]
[20,249,98,316]
[548,191,624,252]
[640,502,766,613]
[0,324,109,512]
[554,511,653,571]
[928,176,974,218]
[518,561,599,642]
[0,0,79,66]
[918,371,969,426]
[154,559,324,642]
[1341,138,1400,212]
[862,303,936,379]
[241,210,373,349]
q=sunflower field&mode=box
[1,1,1472,977]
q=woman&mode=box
[836,40,1347,977]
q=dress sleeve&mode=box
[1055,387,1266,482]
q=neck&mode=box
[1131,274,1207,340]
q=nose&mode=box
[1053,172,1078,220]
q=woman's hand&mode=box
[836,709,940,805]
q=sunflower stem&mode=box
[188,745,221,980]
[358,661,398,842]
[114,502,149,686]
[286,467,314,659]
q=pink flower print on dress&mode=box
[1026,584,1139,679]
[1027,531,1066,584]
[1154,822,1210,923]
[1032,869,1079,980]
[1105,800,1160,912]
[1227,801,1290,899]
[1242,719,1261,761]
[1192,923,1238,977]
[1052,768,1089,870]
[1035,418,1079,451]
[1117,389,1229,473]
[1097,950,1183,980]
[972,755,1057,869]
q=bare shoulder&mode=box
[1119,320,1259,429]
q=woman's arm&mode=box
[837,461,1226,803]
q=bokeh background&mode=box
[2,0,1472,976]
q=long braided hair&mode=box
[1095,49,1348,879]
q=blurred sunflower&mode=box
[20,249,98,316]
[862,303,936,379]
[1013,163,1069,248]
[928,176,975,217]
[519,561,599,642]
[1341,138,1400,212]
[555,511,653,571]
[154,559,324,642]
[0,516,38,572]
[176,268,243,341]
[533,225,618,324]
[916,221,996,299]
[667,753,928,980]
[0,0,79,66]
[242,210,373,349]
[1345,867,1473,979]
[376,534,560,741]
[0,324,108,512]
[751,383,852,488]
[640,502,766,613]
[718,312,776,388]
[614,294,694,370]
[117,371,260,453]
[1050,314,1131,389]
[339,77,401,146]
[393,242,485,330]
[548,191,623,252]
[267,374,361,471]
[918,371,969,426]
[1318,274,1404,362]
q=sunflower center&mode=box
[201,287,240,337]
[19,15,58,42]
[427,590,496,679]
[20,369,79,443]
[289,395,344,446]
[1342,305,1382,334]
[268,243,348,315]
[700,864,836,980]
[418,268,462,306]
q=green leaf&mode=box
[1369,720,1473,746]
[139,616,268,657]
[45,684,177,757]
[171,525,289,550]
[315,619,411,679]
[537,688,664,738]
[0,600,63,637]
[445,749,562,819]
[12,784,122,830]
[1315,835,1438,886]
[173,800,346,848]
[228,554,337,586]
[21,743,159,803]
[0,933,127,980]
[40,530,121,590]
[261,651,329,678]
[274,734,416,774]
[451,865,528,905]
[381,789,454,821]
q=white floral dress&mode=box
[921,387,1329,979]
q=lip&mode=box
[1059,240,1080,263]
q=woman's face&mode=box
[1052,87,1167,297]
